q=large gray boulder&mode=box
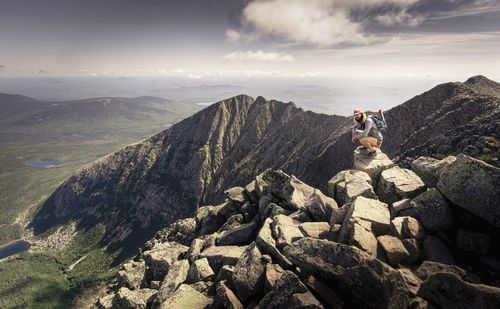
[353,146,395,186]
[199,245,246,273]
[142,242,189,281]
[159,284,212,309]
[216,220,257,246]
[437,154,500,228]
[118,260,146,290]
[342,196,391,235]
[214,280,243,309]
[232,242,266,303]
[113,287,156,309]
[415,261,481,283]
[271,214,304,249]
[412,188,453,231]
[157,259,190,303]
[377,166,426,204]
[284,238,409,309]
[187,257,215,283]
[423,235,455,265]
[255,218,293,269]
[327,169,376,205]
[410,155,456,187]
[377,235,411,266]
[304,191,338,222]
[259,270,315,309]
[418,272,500,309]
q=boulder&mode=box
[397,268,422,297]
[118,260,146,290]
[342,196,391,235]
[353,146,395,186]
[187,238,204,262]
[418,272,500,309]
[240,201,258,221]
[284,238,409,309]
[330,203,350,225]
[412,188,453,231]
[225,187,246,204]
[214,280,243,309]
[264,263,285,293]
[305,276,344,309]
[157,259,190,302]
[304,191,338,222]
[259,270,310,308]
[287,292,324,309]
[437,154,500,227]
[231,242,266,303]
[97,294,114,309]
[159,284,212,309]
[218,214,244,232]
[455,229,490,254]
[410,156,456,187]
[377,166,426,204]
[390,199,414,218]
[244,180,259,203]
[187,257,215,283]
[255,218,293,269]
[391,216,425,240]
[327,169,375,205]
[190,281,212,294]
[422,235,455,265]
[401,238,421,264]
[298,222,331,239]
[196,201,239,235]
[271,214,304,249]
[339,216,378,255]
[142,242,189,281]
[416,261,481,283]
[216,220,257,246]
[199,245,246,273]
[112,287,156,309]
[214,265,235,287]
[150,281,161,290]
[258,195,289,222]
[149,218,197,248]
[261,169,317,210]
[377,235,411,266]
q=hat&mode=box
[353,109,363,116]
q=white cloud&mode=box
[241,0,422,46]
[224,50,295,62]
[225,29,241,43]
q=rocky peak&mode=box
[95,147,500,309]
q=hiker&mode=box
[351,109,386,155]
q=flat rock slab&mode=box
[377,235,411,266]
[437,154,500,228]
[347,196,391,235]
[159,284,212,309]
[353,147,395,186]
[412,188,453,232]
[411,156,456,187]
[377,166,425,204]
[199,245,246,273]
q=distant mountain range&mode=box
[28,75,500,259]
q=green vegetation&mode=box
[0,224,23,247]
[0,253,72,309]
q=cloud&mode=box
[224,50,295,62]
[225,29,241,43]
[0,65,4,69]
[239,0,424,46]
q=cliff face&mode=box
[29,76,500,254]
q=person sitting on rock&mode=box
[351,109,384,155]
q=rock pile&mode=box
[95,146,500,309]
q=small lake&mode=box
[25,159,59,168]
[0,240,31,260]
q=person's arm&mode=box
[352,123,360,139]
[353,118,373,139]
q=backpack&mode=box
[369,114,388,132]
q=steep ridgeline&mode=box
[29,76,500,257]
[94,148,500,309]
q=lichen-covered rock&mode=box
[298,222,331,239]
[225,187,246,204]
[397,268,422,297]
[412,188,453,231]
[342,196,391,235]
[305,276,344,309]
[142,241,189,281]
[218,214,244,232]
[422,235,455,265]
[304,191,338,222]
[199,245,246,273]
[416,261,481,283]
[284,238,409,309]
[339,216,378,255]
[214,265,235,287]
[391,216,425,240]
[216,220,257,246]
[418,272,500,309]
[97,294,114,309]
[255,218,293,269]
[157,259,190,302]
[187,257,215,283]
[377,235,411,266]
[112,287,156,309]
[214,280,243,309]
[410,156,456,187]
[271,214,304,249]
[377,166,426,204]
[437,154,500,228]
[353,146,395,186]
[231,242,266,303]
[118,260,146,290]
[159,284,212,309]
[455,229,490,254]
[259,270,310,308]
[287,291,324,309]
[264,263,285,293]
[327,169,375,205]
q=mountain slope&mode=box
[29,76,500,259]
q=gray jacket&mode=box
[352,117,383,141]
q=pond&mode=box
[24,159,59,168]
[0,240,31,260]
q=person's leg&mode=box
[359,137,378,152]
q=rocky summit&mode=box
[94,147,500,309]
[28,76,500,258]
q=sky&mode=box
[0,0,499,80]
